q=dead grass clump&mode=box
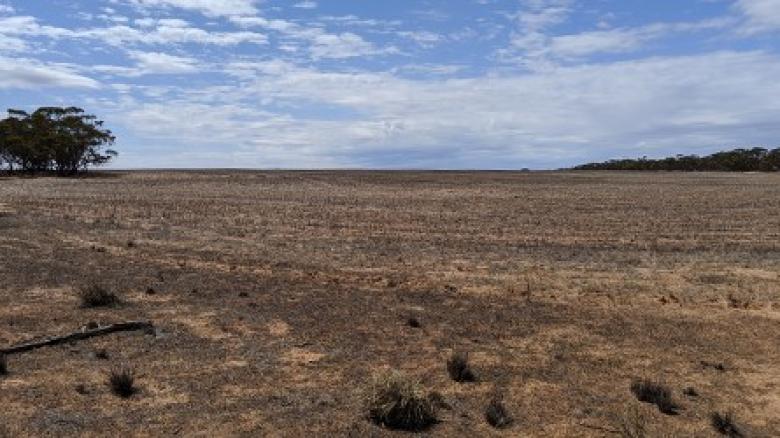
[365,371,437,431]
[711,411,743,437]
[447,351,476,382]
[485,397,513,429]
[79,284,118,308]
[108,367,137,398]
[630,380,679,415]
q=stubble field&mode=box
[1,171,778,436]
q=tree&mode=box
[0,107,116,175]
[573,147,780,172]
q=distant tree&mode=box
[573,147,780,172]
[761,148,780,171]
[0,107,116,175]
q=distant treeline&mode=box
[0,107,116,176]
[573,147,780,172]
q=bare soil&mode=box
[1,171,778,436]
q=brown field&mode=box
[1,171,779,437]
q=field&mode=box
[1,171,778,436]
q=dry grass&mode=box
[711,411,744,437]
[447,351,477,383]
[107,368,136,398]
[619,404,649,438]
[0,171,778,436]
[630,380,679,415]
[485,397,513,429]
[365,371,438,431]
[78,284,118,308]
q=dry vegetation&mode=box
[0,170,778,436]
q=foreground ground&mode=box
[0,171,778,436]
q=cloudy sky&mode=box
[0,0,779,169]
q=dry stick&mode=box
[1,321,154,355]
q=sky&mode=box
[0,0,779,169]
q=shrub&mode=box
[79,284,118,308]
[485,398,513,429]
[365,371,437,431]
[407,316,421,328]
[630,380,679,415]
[447,351,476,382]
[711,411,743,437]
[108,368,136,398]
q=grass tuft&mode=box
[108,367,137,398]
[711,411,743,437]
[447,351,476,382]
[365,370,437,431]
[79,284,118,308]
[485,397,513,429]
[630,380,679,415]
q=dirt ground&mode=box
[0,171,778,437]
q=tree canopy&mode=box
[572,147,780,172]
[0,107,117,175]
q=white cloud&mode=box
[0,15,72,39]
[517,0,573,32]
[310,32,396,59]
[101,51,780,168]
[546,18,732,58]
[0,56,100,89]
[293,1,317,9]
[0,34,27,53]
[0,16,267,46]
[736,0,780,33]
[94,51,201,76]
[129,51,198,74]
[124,0,258,17]
[398,31,444,47]
[502,9,735,68]
[229,15,395,59]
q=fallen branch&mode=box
[2,321,154,355]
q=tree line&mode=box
[0,107,117,175]
[572,147,780,172]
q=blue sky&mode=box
[1,0,779,169]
